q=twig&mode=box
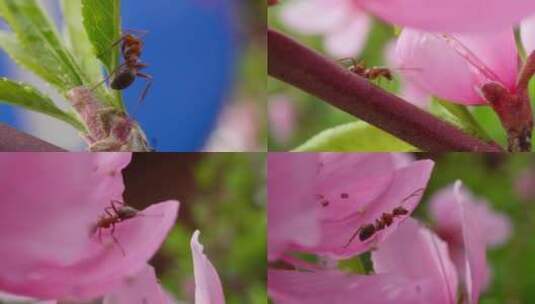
[268,29,503,152]
[0,123,65,151]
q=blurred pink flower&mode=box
[395,28,518,106]
[429,182,512,249]
[204,101,262,152]
[428,181,504,302]
[0,153,179,301]
[279,0,371,57]
[268,95,297,145]
[521,14,535,54]
[514,168,535,202]
[355,0,535,32]
[268,153,434,260]
[191,230,225,304]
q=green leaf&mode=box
[81,0,123,109]
[431,98,491,141]
[81,0,121,76]
[0,78,85,131]
[0,0,86,92]
[294,121,417,152]
[60,0,101,84]
[0,30,66,89]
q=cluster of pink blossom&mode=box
[278,1,535,146]
[0,153,224,304]
[268,153,511,303]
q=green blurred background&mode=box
[268,4,535,151]
[413,153,535,303]
[124,153,266,304]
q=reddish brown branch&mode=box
[268,29,503,152]
[0,123,65,151]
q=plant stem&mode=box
[0,123,65,151]
[268,29,503,152]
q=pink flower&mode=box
[268,95,297,145]
[355,0,535,32]
[395,28,533,151]
[268,153,321,261]
[268,218,460,304]
[295,153,433,258]
[191,230,225,304]
[0,153,179,301]
[279,0,371,57]
[428,181,502,302]
[395,28,518,106]
[268,153,434,260]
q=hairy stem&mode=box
[268,29,502,152]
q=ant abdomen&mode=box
[111,66,136,90]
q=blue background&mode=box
[0,0,237,151]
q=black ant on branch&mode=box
[90,200,141,256]
[343,188,424,248]
[93,29,153,103]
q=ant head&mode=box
[117,206,139,220]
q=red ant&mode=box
[338,58,420,82]
[90,200,141,256]
[94,30,153,103]
[343,188,424,248]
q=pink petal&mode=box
[521,14,535,54]
[452,182,488,304]
[372,218,458,304]
[0,152,179,300]
[295,158,434,258]
[324,14,371,57]
[429,183,511,248]
[102,264,171,304]
[395,28,517,105]
[268,153,321,261]
[429,182,490,303]
[191,230,225,304]
[2,200,178,300]
[268,269,429,304]
[357,0,535,32]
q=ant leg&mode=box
[136,72,153,103]
[110,233,126,256]
[111,200,125,212]
[91,62,127,91]
[400,188,425,204]
[343,226,362,248]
